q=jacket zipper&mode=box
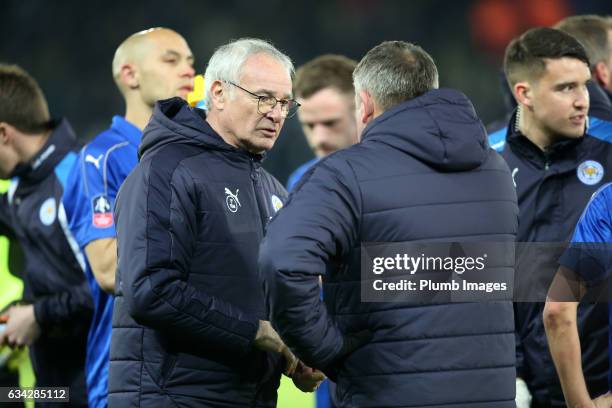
[249,158,271,235]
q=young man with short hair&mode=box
[287,55,358,191]
[501,27,612,408]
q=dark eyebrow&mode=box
[253,89,292,100]
[553,81,577,90]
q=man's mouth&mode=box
[569,114,585,126]
[259,128,277,137]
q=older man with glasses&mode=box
[108,38,322,408]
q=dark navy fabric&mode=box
[108,98,288,407]
[260,89,519,407]
[286,157,318,191]
[489,81,612,151]
[0,120,91,407]
[63,115,141,408]
[499,111,612,406]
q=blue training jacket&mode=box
[560,183,612,390]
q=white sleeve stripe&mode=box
[102,141,129,196]
[57,201,87,272]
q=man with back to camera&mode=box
[108,38,324,407]
[259,40,518,407]
[60,27,196,408]
[286,53,358,408]
[0,63,92,406]
[498,27,612,408]
[287,54,358,191]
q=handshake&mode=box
[254,321,326,392]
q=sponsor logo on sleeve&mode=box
[85,154,103,170]
[92,195,113,228]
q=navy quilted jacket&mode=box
[259,89,519,407]
[109,98,288,407]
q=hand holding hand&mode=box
[254,320,298,375]
[292,361,326,393]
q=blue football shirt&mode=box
[559,182,612,389]
[63,116,141,408]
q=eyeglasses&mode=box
[226,81,300,119]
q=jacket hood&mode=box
[587,81,612,121]
[361,88,488,171]
[139,97,237,159]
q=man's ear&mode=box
[514,81,533,110]
[119,63,139,90]
[209,80,226,110]
[0,122,13,145]
[358,90,375,125]
[593,61,611,89]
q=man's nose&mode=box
[266,103,284,122]
[181,64,196,78]
[575,86,589,110]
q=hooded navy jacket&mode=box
[0,120,91,406]
[108,98,288,407]
[500,112,612,406]
[260,89,519,407]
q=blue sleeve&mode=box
[117,159,259,355]
[65,145,124,248]
[559,184,612,284]
[259,158,360,369]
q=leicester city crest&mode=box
[577,160,604,186]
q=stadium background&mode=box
[2,0,610,184]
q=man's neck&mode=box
[517,107,554,151]
[124,102,153,131]
[205,112,239,149]
[18,130,52,164]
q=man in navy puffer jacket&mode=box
[259,41,519,407]
[108,38,320,408]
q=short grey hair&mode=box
[204,38,294,108]
[353,41,439,112]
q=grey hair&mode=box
[204,38,294,108]
[353,41,439,112]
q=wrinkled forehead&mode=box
[239,54,292,98]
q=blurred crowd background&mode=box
[2,0,611,184]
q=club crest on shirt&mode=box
[271,194,283,213]
[225,187,241,213]
[39,197,56,226]
[577,160,604,186]
[92,195,113,228]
